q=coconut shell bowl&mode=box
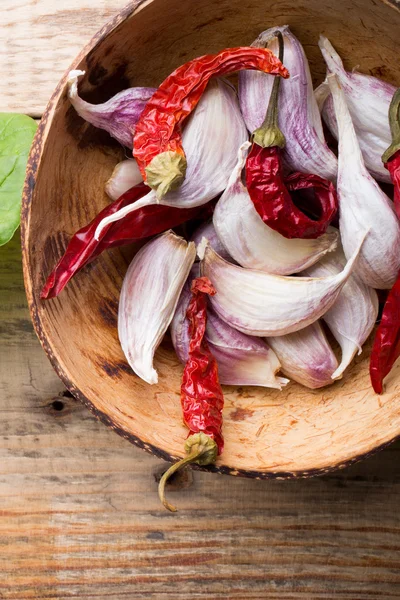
[21,0,400,479]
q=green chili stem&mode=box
[382,88,400,163]
[252,31,286,149]
[158,451,200,512]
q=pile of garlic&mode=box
[68,26,399,390]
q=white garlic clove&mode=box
[318,36,395,184]
[239,26,337,180]
[213,142,338,274]
[328,74,400,290]
[105,159,143,200]
[68,70,155,148]
[94,79,248,240]
[190,220,233,263]
[268,321,339,389]
[200,232,366,337]
[170,265,287,388]
[119,230,196,384]
[303,242,378,379]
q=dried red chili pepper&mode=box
[369,88,400,393]
[382,88,400,218]
[133,47,289,198]
[245,32,337,239]
[158,277,224,512]
[41,184,205,299]
[370,273,400,394]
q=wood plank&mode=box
[2,232,400,598]
[0,0,125,115]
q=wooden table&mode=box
[1,2,400,598]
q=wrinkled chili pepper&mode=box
[369,88,400,393]
[382,88,400,218]
[133,47,289,198]
[245,32,337,239]
[41,184,206,299]
[370,274,400,394]
[158,277,224,512]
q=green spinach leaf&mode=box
[0,113,37,245]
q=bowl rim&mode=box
[21,0,400,479]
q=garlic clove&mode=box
[105,159,143,200]
[171,265,287,388]
[67,70,155,148]
[239,26,337,180]
[318,36,395,184]
[94,79,249,240]
[328,73,400,289]
[190,220,233,263]
[303,242,379,379]
[200,232,366,337]
[213,142,339,274]
[119,230,196,384]
[268,321,339,389]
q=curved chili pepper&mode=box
[133,47,289,198]
[245,32,337,239]
[158,277,224,512]
[382,88,400,218]
[369,88,400,393]
[41,184,206,299]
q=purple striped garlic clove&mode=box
[105,159,143,200]
[239,26,337,181]
[118,230,196,384]
[328,74,400,289]
[268,321,339,389]
[303,242,378,379]
[318,36,396,184]
[67,70,156,148]
[213,142,338,274]
[199,232,366,337]
[94,79,249,240]
[170,265,287,389]
[190,220,233,263]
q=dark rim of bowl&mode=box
[21,0,400,479]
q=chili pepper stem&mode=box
[382,88,400,163]
[158,432,218,512]
[252,31,286,149]
[145,150,187,199]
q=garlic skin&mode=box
[68,70,155,148]
[318,36,396,184]
[328,74,400,290]
[94,79,248,240]
[118,231,196,384]
[303,244,379,379]
[239,25,337,180]
[200,233,365,337]
[213,142,338,274]
[171,266,287,389]
[190,221,233,263]
[268,322,339,389]
[105,159,143,200]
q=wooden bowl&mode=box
[22,0,400,478]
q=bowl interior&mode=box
[23,0,400,476]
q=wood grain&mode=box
[2,0,400,597]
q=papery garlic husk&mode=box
[318,36,396,184]
[171,265,288,388]
[68,70,156,148]
[303,242,378,379]
[239,25,337,180]
[200,232,366,337]
[213,142,338,274]
[119,230,196,384]
[94,79,248,240]
[190,221,233,263]
[105,159,143,200]
[268,321,339,388]
[328,74,400,290]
